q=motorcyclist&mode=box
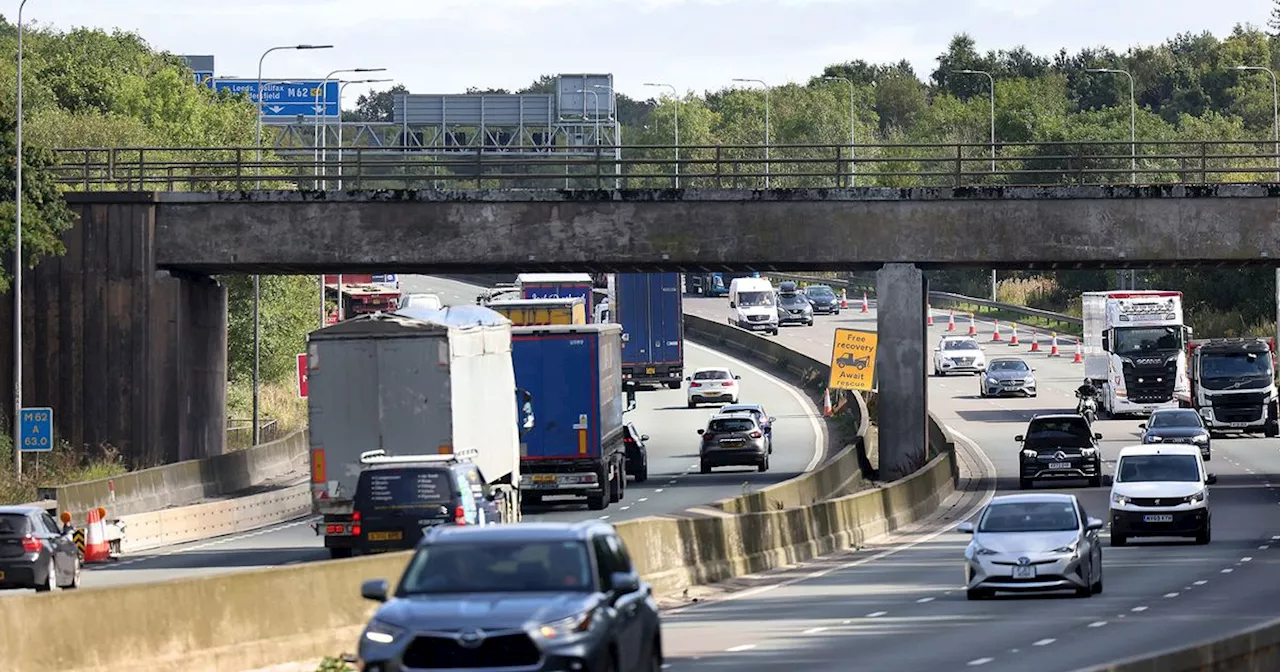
[1075,380,1098,414]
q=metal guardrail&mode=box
[764,272,1082,330]
[47,139,1280,191]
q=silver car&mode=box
[979,357,1038,397]
[958,493,1104,600]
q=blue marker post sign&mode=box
[214,79,340,118]
[20,407,53,453]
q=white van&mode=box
[1106,443,1216,546]
[728,277,779,335]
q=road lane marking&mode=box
[1131,606,1148,612]
[803,627,829,634]
[916,597,934,603]
[967,658,994,666]
[725,644,756,652]
[1033,638,1055,646]
[1088,621,1106,628]
[1164,592,1179,598]
[866,611,888,618]
[1194,580,1207,585]
[1221,568,1234,574]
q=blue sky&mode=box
[15,0,1272,103]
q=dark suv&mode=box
[357,521,663,672]
[1016,414,1103,489]
[698,412,770,473]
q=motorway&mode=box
[62,276,824,591]
[658,296,1280,671]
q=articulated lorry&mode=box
[512,323,627,511]
[306,307,533,559]
[1082,290,1190,418]
[517,273,596,320]
[324,274,402,319]
[486,297,587,325]
[614,273,684,390]
[1180,337,1279,436]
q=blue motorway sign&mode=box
[19,407,53,453]
[193,71,215,89]
[214,79,340,118]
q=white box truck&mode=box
[1181,337,1279,436]
[1082,290,1190,418]
[306,306,533,558]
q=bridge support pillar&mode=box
[875,262,928,481]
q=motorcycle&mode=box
[1076,391,1098,424]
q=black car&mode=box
[326,457,502,559]
[1140,408,1212,461]
[803,284,841,314]
[0,505,82,592]
[624,423,650,482]
[775,282,814,326]
[1016,414,1103,489]
[357,521,663,672]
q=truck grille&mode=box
[402,633,541,669]
[1122,361,1176,404]
[1211,391,1267,423]
[748,315,769,322]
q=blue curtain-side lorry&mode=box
[615,273,685,391]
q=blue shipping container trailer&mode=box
[616,273,685,390]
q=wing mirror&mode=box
[956,521,975,534]
[1094,433,1103,440]
[1014,435,1024,442]
[640,434,649,441]
[610,572,640,596]
[734,375,742,380]
[696,429,705,435]
[361,579,389,602]
[1102,474,1114,486]
[1206,473,1218,485]
[768,416,777,423]
[729,301,736,308]
[684,376,691,382]
[1085,517,1105,531]
[1138,423,1147,430]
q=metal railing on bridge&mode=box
[48,139,1280,191]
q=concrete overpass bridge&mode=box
[11,139,1280,476]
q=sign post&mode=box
[828,329,879,391]
[19,406,54,452]
[296,353,309,398]
[213,79,340,119]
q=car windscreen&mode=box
[737,291,774,307]
[398,540,594,594]
[693,370,731,380]
[779,293,807,306]
[708,418,755,433]
[1025,419,1091,440]
[943,340,979,351]
[1116,454,1202,482]
[989,360,1029,372]
[1148,410,1202,428]
[806,287,835,299]
[978,501,1079,532]
[355,468,454,512]
[0,513,31,536]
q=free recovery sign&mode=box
[828,329,878,391]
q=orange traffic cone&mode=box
[83,507,111,563]
[1072,341,1084,364]
[1009,323,1020,346]
[822,389,833,418]
[967,313,977,336]
[1049,333,1061,357]
[991,319,1002,342]
[840,289,848,309]
[861,292,869,313]
[926,305,934,326]
[1030,330,1041,352]
[946,310,956,332]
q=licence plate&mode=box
[1048,462,1072,470]
[1143,514,1174,523]
[1230,422,1249,428]
[645,367,656,374]
[1012,566,1036,579]
[367,531,403,541]
[532,474,557,484]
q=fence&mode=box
[48,139,1280,191]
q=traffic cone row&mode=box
[1008,323,1020,346]
[991,320,1002,341]
[1030,330,1041,352]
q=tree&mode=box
[1270,0,1280,36]
[346,84,408,122]
[0,112,75,291]
[224,276,320,383]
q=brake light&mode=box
[690,382,702,387]
[351,511,362,536]
[749,431,762,438]
[21,536,41,553]
[721,382,733,387]
[455,506,467,525]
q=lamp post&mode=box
[732,78,771,188]
[823,76,856,185]
[13,0,30,477]
[315,68,386,190]
[593,84,622,188]
[1230,65,1279,182]
[252,43,331,448]
[1086,67,1136,184]
[643,83,679,188]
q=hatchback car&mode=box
[980,358,1037,397]
[0,506,82,592]
[803,284,841,314]
[1140,409,1211,461]
[933,336,987,376]
[775,283,814,326]
[1016,414,1103,488]
[1106,444,1215,546]
[623,423,649,483]
[720,403,775,453]
[698,412,770,473]
[959,493,1104,600]
[686,367,741,408]
[357,522,663,672]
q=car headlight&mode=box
[1025,376,1036,384]
[1193,434,1209,444]
[363,619,405,645]
[1021,449,1037,459]
[1080,447,1098,457]
[1111,493,1129,506]
[1050,543,1078,554]
[1187,490,1206,504]
[973,544,999,556]
[986,376,998,384]
[535,609,600,640]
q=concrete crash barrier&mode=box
[115,483,312,554]
[55,429,309,517]
[1079,613,1280,672]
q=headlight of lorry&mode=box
[1111,493,1129,506]
[363,619,405,645]
[535,609,600,640]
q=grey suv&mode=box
[357,521,662,672]
[698,412,770,473]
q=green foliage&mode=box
[225,275,322,384]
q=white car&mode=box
[933,335,987,376]
[1106,444,1216,546]
[686,367,741,408]
[400,293,443,310]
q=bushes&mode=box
[0,429,126,505]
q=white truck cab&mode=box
[1106,443,1215,547]
[728,277,779,335]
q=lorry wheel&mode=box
[587,492,608,511]
[611,469,625,503]
[329,547,353,560]
[668,381,681,390]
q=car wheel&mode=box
[635,458,649,483]
[1203,451,1212,462]
[966,588,991,600]
[611,468,625,502]
[34,558,55,592]
[700,460,711,475]
[63,555,81,590]
[587,492,608,511]
[758,455,769,472]
[1092,566,1103,595]
[1089,473,1102,488]
[687,401,696,409]
[1110,534,1126,547]
[1195,526,1211,545]
[1019,477,1032,490]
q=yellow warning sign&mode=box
[828,328,878,391]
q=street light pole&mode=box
[732,78,770,188]
[1086,68,1136,184]
[823,76,856,185]
[336,78,391,191]
[1231,66,1280,181]
[593,84,622,188]
[952,70,996,173]
[643,83,679,188]
[13,0,30,477]
[315,68,386,190]
[253,43,331,448]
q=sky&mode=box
[12,0,1274,105]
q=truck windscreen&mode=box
[356,469,453,512]
[1113,326,1182,356]
[1201,352,1274,390]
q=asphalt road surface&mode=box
[53,277,823,592]
[661,296,1280,671]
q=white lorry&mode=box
[306,306,533,559]
[1082,290,1190,418]
[1180,337,1279,436]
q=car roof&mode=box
[721,403,763,410]
[1029,413,1087,421]
[1150,408,1197,415]
[1116,444,1202,457]
[0,506,42,516]
[940,335,977,342]
[693,366,732,373]
[989,357,1028,363]
[426,521,610,545]
[987,492,1078,506]
[710,411,757,421]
